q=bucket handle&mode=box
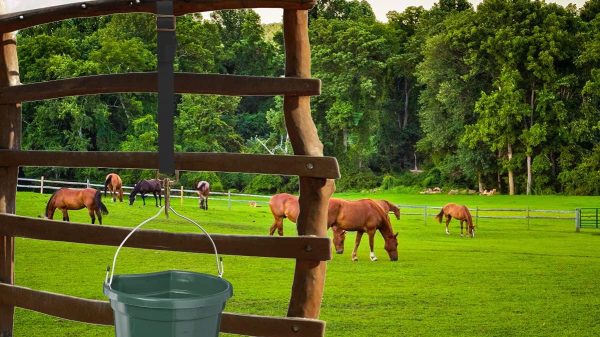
[105,206,224,287]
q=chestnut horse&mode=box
[196,181,210,210]
[268,194,399,261]
[330,199,398,261]
[373,199,400,220]
[129,179,162,207]
[103,173,123,202]
[45,188,108,224]
[435,203,475,237]
[268,194,400,235]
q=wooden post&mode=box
[283,9,335,320]
[86,178,90,188]
[575,208,580,232]
[423,206,427,225]
[228,190,231,210]
[40,176,44,194]
[527,207,530,230]
[180,185,184,206]
[476,206,479,226]
[0,2,21,334]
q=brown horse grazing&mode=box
[330,199,399,262]
[268,193,300,236]
[435,203,475,237]
[129,179,162,207]
[196,181,210,210]
[373,199,400,220]
[46,188,108,224]
[104,173,123,202]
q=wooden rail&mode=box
[0,150,341,179]
[0,283,326,337]
[0,0,317,32]
[0,214,332,261]
[0,73,321,103]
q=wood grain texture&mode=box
[0,283,326,336]
[0,0,317,32]
[0,2,19,334]
[0,214,332,261]
[283,10,336,320]
[0,150,340,179]
[0,73,321,103]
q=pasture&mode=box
[11,190,600,337]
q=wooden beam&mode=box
[0,283,326,337]
[0,0,317,32]
[0,150,340,179]
[283,10,335,320]
[0,214,332,261]
[0,1,19,334]
[0,73,321,103]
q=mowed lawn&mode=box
[10,190,600,337]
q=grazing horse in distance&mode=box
[435,203,475,237]
[330,199,399,262]
[268,193,300,236]
[46,188,108,224]
[129,179,162,207]
[104,173,123,202]
[196,181,210,210]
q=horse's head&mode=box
[332,228,346,254]
[384,232,399,261]
[128,192,136,205]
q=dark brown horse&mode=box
[435,203,475,237]
[196,181,210,210]
[129,179,162,207]
[104,173,123,202]
[330,199,398,261]
[45,188,108,224]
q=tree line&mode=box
[16,0,600,195]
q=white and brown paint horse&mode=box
[196,181,210,210]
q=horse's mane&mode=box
[368,199,394,235]
[45,189,61,217]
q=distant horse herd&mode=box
[43,173,475,261]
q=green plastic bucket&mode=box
[104,207,232,337]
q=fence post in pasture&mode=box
[423,206,427,225]
[475,207,479,226]
[228,190,231,210]
[180,185,184,206]
[527,207,530,230]
[86,178,90,188]
[40,176,44,194]
[575,208,580,232]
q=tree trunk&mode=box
[342,129,348,152]
[507,143,515,195]
[478,171,483,193]
[497,150,502,192]
[402,78,410,129]
[526,154,532,195]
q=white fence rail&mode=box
[18,177,578,226]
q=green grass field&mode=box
[10,191,600,336]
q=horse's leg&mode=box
[141,194,146,206]
[118,188,123,202]
[206,197,208,210]
[95,208,103,225]
[367,230,378,261]
[88,207,96,224]
[112,188,116,202]
[460,220,464,237]
[158,190,162,207]
[47,205,56,220]
[61,209,69,222]
[269,216,285,236]
[153,192,158,207]
[351,232,364,262]
[445,215,452,235]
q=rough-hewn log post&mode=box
[0,2,20,336]
[283,9,335,320]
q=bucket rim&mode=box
[103,270,232,309]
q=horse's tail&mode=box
[45,189,60,218]
[104,174,112,197]
[465,206,474,228]
[435,208,444,223]
[95,190,109,215]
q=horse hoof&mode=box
[352,257,358,262]
[370,257,378,262]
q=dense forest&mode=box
[15,0,600,195]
